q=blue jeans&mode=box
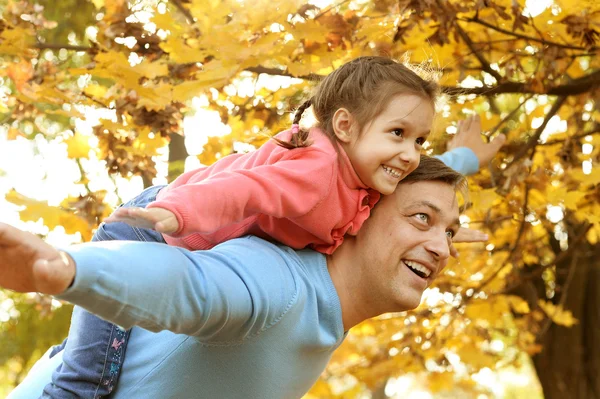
[42,186,166,398]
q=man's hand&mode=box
[104,207,179,234]
[0,222,75,294]
[448,115,506,167]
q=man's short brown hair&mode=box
[401,155,469,207]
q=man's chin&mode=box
[393,292,424,312]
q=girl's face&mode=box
[342,94,434,195]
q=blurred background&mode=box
[0,0,598,397]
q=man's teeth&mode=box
[405,260,431,278]
[382,165,402,178]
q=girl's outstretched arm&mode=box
[147,147,337,237]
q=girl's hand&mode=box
[450,227,489,258]
[453,227,488,243]
[448,114,506,167]
[104,207,179,234]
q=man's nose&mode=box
[424,232,451,262]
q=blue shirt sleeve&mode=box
[56,238,298,343]
[435,147,480,176]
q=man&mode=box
[3,155,467,399]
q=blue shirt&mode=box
[11,238,345,399]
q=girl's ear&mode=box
[331,108,356,143]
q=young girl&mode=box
[44,56,484,398]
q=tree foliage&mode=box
[0,0,598,397]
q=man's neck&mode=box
[326,245,377,331]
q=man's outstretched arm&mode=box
[0,222,293,339]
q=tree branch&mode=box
[476,183,529,292]
[463,16,597,51]
[455,21,503,82]
[506,96,567,168]
[27,43,600,99]
[171,0,195,24]
[539,123,600,146]
[441,69,600,96]
[502,223,592,294]
[487,94,533,137]
[537,251,579,338]
[313,0,351,20]
[244,65,600,97]
[35,43,92,52]
[244,66,321,81]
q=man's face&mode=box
[355,180,460,312]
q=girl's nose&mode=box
[398,146,418,165]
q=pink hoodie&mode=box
[149,127,380,255]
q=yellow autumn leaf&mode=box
[46,107,86,120]
[305,379,333,397]
[137,83,174,111]
[5,190,92,241]
[92,52,143,91]
[428,371,455,393]
[564,190,586,210]
[64,133,93,159]
[198,135,233,165]
[136,59,169,79]
[587,224,600,245]
[538,300,578,327]
[507,295,530,314]
[84,84,108,98]
[132,128,168,156]
[470,188,502,211]
[91,0,104,9]
[7,128,24,140]
[570,167,600,186]
[0,27,35,57]
[465,297,510,326]
[96,119,128,132]
[287,20,331,42]
[172,64,239,102]
[6,59,34,91]
[546,186,586,210]
[457,344,497,369]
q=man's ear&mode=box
[332,108,355,143]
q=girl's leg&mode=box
[41,186,165,399]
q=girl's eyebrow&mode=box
[387,118,431,136]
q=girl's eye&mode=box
[446,230,455,239]
[415,213,428,223]
[392,128,404,137]
[416,137,426,146]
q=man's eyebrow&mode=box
[406,201,460,228]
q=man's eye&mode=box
[392,128,404,137]
[415,213,428,223]
[446,230,455,239]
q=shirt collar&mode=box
[310,127,368,190]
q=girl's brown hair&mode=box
[276,56,440,149]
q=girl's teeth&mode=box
[383,166,401,178]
